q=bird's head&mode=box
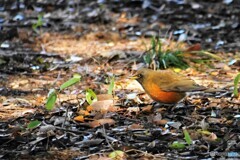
[132,68,150,84]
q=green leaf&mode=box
[234,73,240,97]
[170,141,186,149]
[197,129,212,135]
[32,13,44,32]
[86,89,97,105]
[157,39,162,55]
[143,54,152,65]
[27,120,41,129]
[46,89,57,110]
[151,37,156,55]
[183,128,192,145]
[60,74,81,91]
[109,150,125,159]
[108,76,115,95]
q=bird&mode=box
[133,68,206,104]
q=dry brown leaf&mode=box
[207,118,222,124]
[74,115,84,122]
[209,133,218,140]
[97,94,113,101]
[127,123,143,130]
[86,105,94,112]
[185,43,201,52]
[189,132,201,140]
[91,100,118,112]
[156,119,168,125]
[126,107,140,113]
[78,109,90,116]
[88,118,115,128]
[141,105,153,113]
[202,132,218,142]
[156,107,167,113]
[153,113,165,125]
[89,155,111,160]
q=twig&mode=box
[102,125,115,151]
[55,126,90,134]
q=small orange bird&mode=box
[134,68,206,104]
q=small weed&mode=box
[234,73,240,97]
[85,89,98,105]
[169,128,193,150]
[46,74,81,110]
[143,37,188,69]
[107,75,115,95]
[27,120,41,129]
[32,13,44,33]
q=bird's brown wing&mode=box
[153,70,206,92]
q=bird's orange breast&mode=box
[143,83,186,104]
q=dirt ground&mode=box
[0,0,240,159]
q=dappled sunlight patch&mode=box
[35,32,152,57]
[0,103,35,120]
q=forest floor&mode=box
[0,1,240,159]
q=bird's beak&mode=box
[130,74,139,80]
[130,76,138,80]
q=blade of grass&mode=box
[183,128,192,145]
[108,76,115,95]
[234,73,240,97]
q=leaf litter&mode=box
[0,0,240,159]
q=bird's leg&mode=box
[171,97,195,113]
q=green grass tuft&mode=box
[143,37,188,69]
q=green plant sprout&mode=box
[46,74,81,110]
[27,120,41,129]
[107,75,115,95]
[85,89,98,105]
[32,13,44,33]
[28,74,81,129]
[234,73,240,97]
[183,128,192,145]
[170,128,193,149]
[85,75,115,105]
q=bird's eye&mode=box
[138,74,143,79]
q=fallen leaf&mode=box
[97,94,113,101]
[78,109,90,116]
[74,115,85,122]
[90,156,112,160]
[109,150,126,160]
[127,123,144,130]
[202,132,218,142]
[91,100,118,112]
[185,43,201,52]
[141,105,153,113]
[86,105,94,112]
[126,107,140,113]
[39,125,56,133]
[209,132,218,141]
[153,113,165,125]
[156,107,167,113]
[88,118,115,128]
